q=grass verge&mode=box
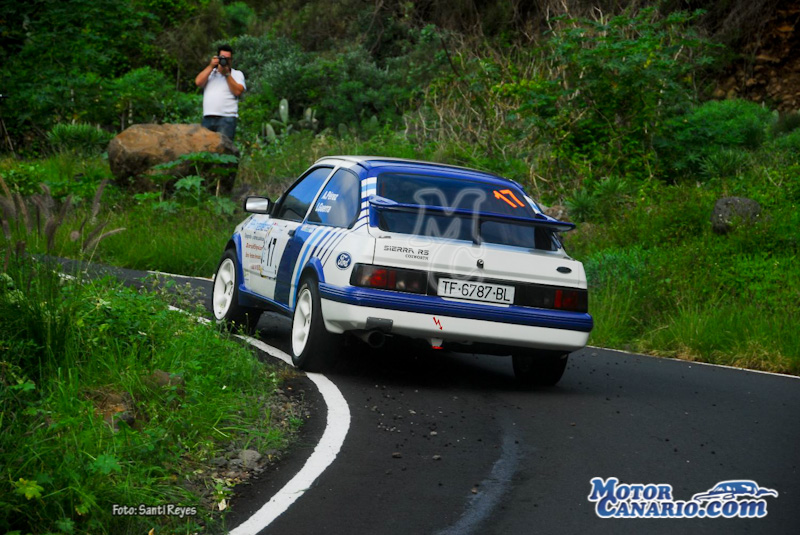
[0,253,298,534]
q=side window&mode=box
[274,167,332,221]
[307,169,360,228]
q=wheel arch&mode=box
[293,260,325,307]
[222,233,251,310]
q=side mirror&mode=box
[244,196,271,214]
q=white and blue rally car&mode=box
[212,156,592,385]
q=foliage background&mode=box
[1,1,799,533]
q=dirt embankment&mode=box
[714,1,800,112]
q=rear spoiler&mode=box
[368,195,574,238]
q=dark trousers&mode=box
[202,115,237,141]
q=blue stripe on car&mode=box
[316,227,344,259]
[314,228,339,256]
[309,227,336,260]
[318,283,594,332]
[289,227,330,308]
[321,233,349,265]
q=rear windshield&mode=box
[376,173,555,250]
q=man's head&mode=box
[217,44,233,67]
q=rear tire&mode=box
[212,249,261,334]
[291,276,339,371]
[512,350,569,387]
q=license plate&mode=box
[437,278,515,304]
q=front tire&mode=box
[212,249,261,334]
[512,350,569,387]
[291,276,339,371]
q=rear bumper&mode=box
[318,284,592,351]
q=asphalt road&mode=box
[226,313,800,535]
[64,261,800,534]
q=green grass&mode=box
[0,254,292,534]
[564,158,800,374]
[0,152,239,277]
[636,302,798,372]
[95,204,237,277]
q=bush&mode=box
[771,127,800,155]
[111,67,201,129]
[228,34,434,142]
[528,8,718,179]
[770,111,800,136]
[699,148,752,179]
[47,123,113,155]
[301,47,409,126]
[1,154,114,202]
[656,99,772,179]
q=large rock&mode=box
[107,124,239,193]
[711,197,762,234]
[542,204,571,222]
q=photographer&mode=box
[195,44,246,141]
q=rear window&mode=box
[376,173,555,250]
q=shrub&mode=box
[771,128,800,155]
[770,111,800,136]
[656,99,772,179]
[583,246,650,291]
[565,188,597,222]
[111,67,202,129]
[1,154,114,202]
[47,123,113,155]
[224,1,256,33]
[699,148,752,179]
[228,34,433,141]
[530,8,719,178]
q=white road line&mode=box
[147,269,214,281]
[229,338,351,535]
[589,345,800,380]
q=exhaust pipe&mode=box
[356,330,386,348]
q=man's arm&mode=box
[224,72,245,97]
[195,56,219,88]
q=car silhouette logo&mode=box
[691,480,778,502]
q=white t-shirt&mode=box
[202,68,246,117]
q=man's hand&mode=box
[217,64,231,77]
[209,55,220,69]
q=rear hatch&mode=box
[371,232,585,288]
[361,171,587,311]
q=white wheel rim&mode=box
[213,258,236,320]
[292,288,313,357]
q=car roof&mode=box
[314,156,521,188]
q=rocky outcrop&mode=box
[714,2,800,112]
[107,124,239,193]
[711,197,762,234]
[542,204,571,222]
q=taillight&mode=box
[553,289,586,312]
[365,268,390,288]
[352,264,427,294]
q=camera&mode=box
[218,56,229,67]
